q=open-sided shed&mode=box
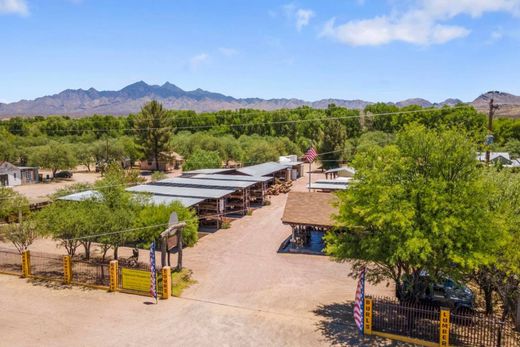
[127,184,235,228]
[190,173,273,204]
[151,177,257,215]
[281,192,338,253]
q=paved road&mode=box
[0,170,399,346]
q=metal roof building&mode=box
[153,177,256,189]
[126,184,234,199]
[191,173,273,183]
[236,162,290,177]
[182,168,236,175]
[58,190,204,208]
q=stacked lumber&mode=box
[266,180,293,195]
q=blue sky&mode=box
[1,0,520,103]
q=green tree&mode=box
[475,170,520,320]
[2,219,38,254]
[29,142,77,178]
[319,110,347,170]
[134,100,172,171]
[74,143,96,172]
[325,124,500,298]
[133,201,199,250]
[183,149,222,171]
[0,188,29,222]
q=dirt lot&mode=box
[0,169,401,346]
[13,171,102,200]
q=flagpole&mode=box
[308,161,311,192]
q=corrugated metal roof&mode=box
[191,173,273,183]
[58,190,101,201]
[127,184,234,199]
[315,178,351,185]
[153,177,254,189]
[58,190,203,207]
[144,195,203,207]
[307,183,347,190]
[236,162,289,177]
[324,167,356,175]
[182,168,236,174]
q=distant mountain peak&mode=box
[1,82,519,118]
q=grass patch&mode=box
[171,268,196,297]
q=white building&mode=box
[0,162,39,187]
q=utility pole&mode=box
[485,98,499,165]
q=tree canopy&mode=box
[325,124,501,297]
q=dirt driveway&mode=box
[0,169,400,346]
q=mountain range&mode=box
[1,81,519,118]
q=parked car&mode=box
[54,171,73,179]
[397,272,475,312]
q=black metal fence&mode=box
[72,260,110,287]
[450,311,520,347]
[30,251,63,280]
[370,296,520,347]
[372,296,440,343]
[0,247,22,275]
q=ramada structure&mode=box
[60,161,304,229]
[281,192,338,254]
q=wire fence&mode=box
[370,296,520,347]
[30,251,63,280]
[72,260,110,287]
[0,247,22,275]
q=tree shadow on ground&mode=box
[313,301,412,346]
[27,278,94,292]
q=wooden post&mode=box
[161,266,171,299]
[177,228,183,271]
[160,237,167,269]
[63,255,72,284]
[109,260,118,292]
[516,294,520,331]
[21,250,31,278]
[364,297,373,335]
[439,308,450,347]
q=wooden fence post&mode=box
[162,266,171,299]
[63,255,72,284]
[515,293,520,331]
[364,297,373,335]
[109,260,118,292]
[21,250,31,278]
[439,307,450,347]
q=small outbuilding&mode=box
[281,192,338,254]
[0,161,39,187]
[140,151,184,172]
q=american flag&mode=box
[304,147,318,162]
[353,267,366,333]
[150,241,157,302]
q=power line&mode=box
[60,208,252,241]
[2,105,471,134]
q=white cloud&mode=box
[321,0,520,46]
[0,0,29,16]
[295,9,315,31]
[218,47,238,57]
[283,3,315,31]
[190,53,209,70]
